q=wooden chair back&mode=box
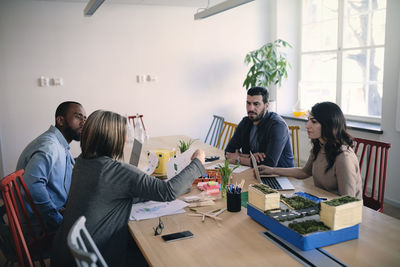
[0,169,53,267]
[216,121,238,150]
[288,126,300,167]
[353,137,391,212]
[205,115,225,147]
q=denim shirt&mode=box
[225,111,294,168]
[16,125,74,230]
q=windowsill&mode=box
[281,114,383,134]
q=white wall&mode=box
[283,0,400,207]
[0,0,268,177]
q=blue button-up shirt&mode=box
[16,125,74,230]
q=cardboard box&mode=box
[320,198,363,230]
[248,184,280,211]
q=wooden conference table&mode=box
[126,136,400,267]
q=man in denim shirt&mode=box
[225,87,294,168]
[16,101,86,231]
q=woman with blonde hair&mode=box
[51,110,205,267]
[259,102,362,198]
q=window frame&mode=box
[299,0,386,124]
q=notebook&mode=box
[250,152,295,191]
[129,139,143,167]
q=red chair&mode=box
[0,170,54,267]
[353,138,391,212]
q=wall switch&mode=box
[39,76,49,87]
[146,75,157,82]
[136,75,145,83]
[51,77,63,86]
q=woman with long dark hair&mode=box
[259,102,362,198]
[51,110,206,266]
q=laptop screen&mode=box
[250,152,294,191]
[250,152,262,183]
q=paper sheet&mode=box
[166,148,195,180]
[205,163,250,173]
[142,151,158,175]
[129,199,188,221]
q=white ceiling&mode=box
[30,0,226,7]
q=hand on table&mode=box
[225,150,240,164]
[258,165,274,175]
[225,150,239,159]
[191,149,205,164]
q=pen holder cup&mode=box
[227,192,241,212]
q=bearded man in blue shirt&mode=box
[16,101,86,232]
[225,87,294,168]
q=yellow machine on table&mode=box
[152,149,175,175]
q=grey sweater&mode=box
[51,155,205,267]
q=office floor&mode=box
[383,202,400,219]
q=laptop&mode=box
[129,139,143,167]
[250,152,295,191]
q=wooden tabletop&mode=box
[127,136,400,267]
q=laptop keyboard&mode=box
[261,177,282,190]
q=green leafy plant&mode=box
[177,139,196,153]
[243,39,292,90]
[216,160,239,198]
[324,196,360,206]
[251,184,277,194]
[288,220,330,235]
[280,195,318,210]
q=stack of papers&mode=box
[129,199,188,221]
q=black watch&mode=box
[235,156,240,165]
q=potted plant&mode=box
[216,160,238,199]
[243,39,292,105]
[177,139,196,153]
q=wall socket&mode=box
[39,76,49,87]
[51,78,63,86]
[137,74,157,83]
[136,75,145,83]
[38,76,63,87]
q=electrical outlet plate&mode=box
[51,78,63,86]
[39,76,49,87]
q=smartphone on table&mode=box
[161,230,194,242]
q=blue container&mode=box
[247,203,359,250]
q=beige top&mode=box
[302,145,362,198]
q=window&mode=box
[300,0,386,123]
